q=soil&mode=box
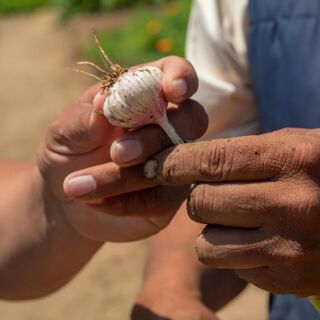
[0,9,268,319]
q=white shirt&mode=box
[186,0,259,139]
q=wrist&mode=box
[141,277,201,300]
[35,164,103,247]
[142,250,203,296]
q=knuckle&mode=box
[197,140,234,181]
[48,119,66,146]
[47,107,91,153]
[156,139,235,184]
[275,187,320,231]
[296,189,320,217]
[305,189,320,217]
[244,189,269,211]
[295,141,314,168]
[300,139,320,173]
[264,142,294,176]
[270,235,306,266]
[275,128,297,136]
[282,137,320,176]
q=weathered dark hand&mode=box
[145,128,320,296]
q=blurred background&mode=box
[0,0,267,319]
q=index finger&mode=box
[144,135,293,185]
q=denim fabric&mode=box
[248,0,320,319]
[248,0,320,132]
[269,295,319,320]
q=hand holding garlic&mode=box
[3,56,206,299]
[75,37,196,145]
[38,55,205,242]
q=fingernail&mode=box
[67,175,96,197]
[172,79,187,99]
[111,139,143,163]
[144,160,158,179]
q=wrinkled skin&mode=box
[146,128,320,296]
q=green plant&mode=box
[0,0,46,14]
[48,0,102,19]
[54,0,170,20]
[100,0,168,10]
[0,0,169,16]
[85,0,192,67]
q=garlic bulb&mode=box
[103,66,184,145]
[73,35,184,145]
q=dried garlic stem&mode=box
[71,35,185,146]
[157,115,184,145]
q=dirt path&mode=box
[0,10,268,319]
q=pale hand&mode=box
[37,56,208,242]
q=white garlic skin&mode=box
[103,66,166,129]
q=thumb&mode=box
[150,56,199,104]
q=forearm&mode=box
[143,202,204,293]
[0,162,102,300]
[142,202,246,311]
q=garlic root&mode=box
[72,35,184,145]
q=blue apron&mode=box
[248,0,320,132]
[248,0,320,319]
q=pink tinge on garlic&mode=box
[71,35,184,145]
[103,66,184,145]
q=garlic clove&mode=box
[73,36,184,145]
[103,66,184,144]
[103,66,165,126]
